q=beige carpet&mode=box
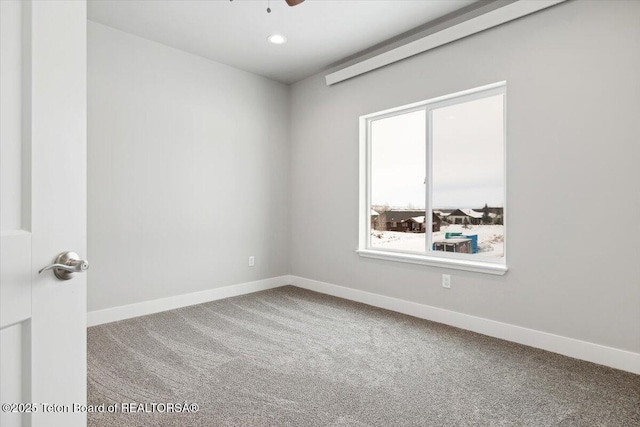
[88,286,640,426]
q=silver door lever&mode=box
[39,251,89,280]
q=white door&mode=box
[1,1,87,426]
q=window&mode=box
[359,83,507,275]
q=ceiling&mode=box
[88,0,478,84]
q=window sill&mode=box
[356,249,508,275]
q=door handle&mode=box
[39,251,89,280]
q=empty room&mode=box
[1,0,639,426]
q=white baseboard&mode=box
[87,273,639,374]
[87,275,291,327]
[290,275,640,375]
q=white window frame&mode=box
[357,82,508,275]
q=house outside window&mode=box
[358,82,507,275]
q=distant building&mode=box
[376,210,442,232]
[446,209,484,225]
[432,213,442,232]
[376,210,423,231]
[403,216,425,232]
[371,210,379,230]
[472,206,504,224]
[475,206,504,216]
[403,213,442,233]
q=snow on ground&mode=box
[371,224,504,258]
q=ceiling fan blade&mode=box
[285,0,305,6]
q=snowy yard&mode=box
[370,224,504,257]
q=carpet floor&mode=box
[87,286,640,426]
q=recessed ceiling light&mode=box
[267,34,287,45]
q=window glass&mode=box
[370,110,426,253]
[431,94,504,258]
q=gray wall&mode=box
[289,0,640,353]
[88,1,640,355]
[88,22,290,311]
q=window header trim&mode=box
[360,81,506,121]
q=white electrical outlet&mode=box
[248,256,255,267]
[442,274,451,289]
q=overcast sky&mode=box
[371,94,504,209]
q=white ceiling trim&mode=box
[325,0,566,86]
